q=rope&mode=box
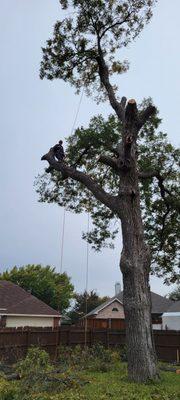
[60,88,84,274]
[70,88,84,135]
[60,208,66,274]
[84,210,90,348]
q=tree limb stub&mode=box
[120,96,127,109]
[41,148,119,213]
[125,99,138,126]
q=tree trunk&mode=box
[119,160,158,381]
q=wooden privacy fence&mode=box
[0,327,179,363]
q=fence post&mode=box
[107,329,110,348]
[53,328,59,360]
[26,327,30,354]
[90,329,93,347]
[58,327,61,347]
[68,327,71,346]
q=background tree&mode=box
[168,286,180,301]
[37,0,180,382]
[0,265,74,312]
[68,290,110,323]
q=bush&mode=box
[13,347,89,399]
[14,347,52,399]
[120,344,128,362]
[58,343,114,372]
[0,379,17,400]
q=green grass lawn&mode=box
[77,364,180,400]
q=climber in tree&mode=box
[52,140,65,162]
[44,140,65,173]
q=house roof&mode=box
[85,291,173,317]
[166,300,180,313]
[85,297,123,318]
[0,280,60,317]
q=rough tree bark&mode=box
[118,101,158,381]
[41,46,159,382]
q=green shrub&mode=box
[120,344,128,362]
[17,347,51,377]
[58,343,122,374]
[0,379,17,400]
[13,347,88,399]
[15,347,52,398]
[58,344,114,373]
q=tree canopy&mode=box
[0,265,74,312]
[40,0,156,102]
[36,109,180,284]
[68,290,110,323]
[168,286,180,301]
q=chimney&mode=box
[115,282,121,296]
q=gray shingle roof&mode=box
[85,291,173,317]
[0,280,60,317]
[166,300,180,313]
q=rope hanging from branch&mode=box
[60,89,84,274]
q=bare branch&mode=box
[138,105,157,130]
[99,12,131,39]
[138,170,159,179]
[98,154,119,172]
[96,39,124,121]
[41,148,119,213]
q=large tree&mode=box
[37,0,179,382]
[0,265,74,312]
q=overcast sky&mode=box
[0,0,179,298]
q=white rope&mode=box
[70,88,84,135]
[84,207,90,348]
[60,208,66,274]
[60,88,84,274]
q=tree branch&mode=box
[137,105,157,130]
[99,12,131,39]
[41,148,118,213]
[98,154,119,172]
[138,170,159,179]
[139,170,180,212]
[96,39,124,121]
[71,145,91,168]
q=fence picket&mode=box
[0,327,179,363]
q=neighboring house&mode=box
[162,300,180,331]
[79,291,173,330]
[0,280,61,328]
